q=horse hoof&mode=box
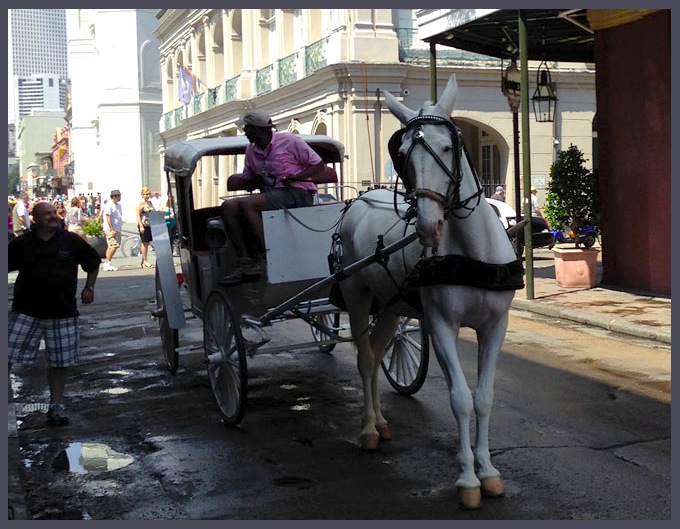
[481,476,505,497]
[376,423,391,441]
[457,487,482,510]
[359,433,380,451]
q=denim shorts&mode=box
[8,312,79,367]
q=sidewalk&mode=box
[511,250,671,345]
[6,244,670,519]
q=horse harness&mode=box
[390,113,484,220]
[329,113,524,321]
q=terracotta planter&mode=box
[553,247,599,288]
[87,235,108,258]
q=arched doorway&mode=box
[454,119,508,198]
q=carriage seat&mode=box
[227,166,338,192]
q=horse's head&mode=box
[383,75,466,248]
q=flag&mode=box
[178,66,194,104]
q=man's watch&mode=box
[84,285,95,292]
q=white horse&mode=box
[336,75,524,509]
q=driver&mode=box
[220,109,326,283]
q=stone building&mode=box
[154,9,595,211]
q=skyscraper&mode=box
[8,9,68,125]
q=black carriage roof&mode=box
[164,135,346,177]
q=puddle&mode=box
[280,384,297,390]
[290,403,311,412]
[108,370,134,376]
[52,442,134,474]
[101,387,131,395]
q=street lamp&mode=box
[532,61,557,123]
[501,56,523,256]
[501,57,521,112]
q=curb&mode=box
[511,298,671,345]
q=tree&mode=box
[545,144,600,248]
[8,165,20,196]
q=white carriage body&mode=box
[263,203,345,284]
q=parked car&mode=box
[485,198,555,256]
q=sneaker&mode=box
[219,258,266,286]
[102,262,118,271]
[241,259,266,280]
[47,404,69,426]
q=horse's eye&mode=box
[443,145,453,152]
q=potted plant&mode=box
[545,144,601,288]
[82,216,107,258]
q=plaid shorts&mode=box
[8,312,80,368]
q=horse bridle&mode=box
[398,113,483,219]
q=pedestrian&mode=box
[102,189,123,271]
[150,191,163,211]
[87,194,95,217]
[490,185,505,202]
[8,200,101,426]
[220,109,325,282]
[162,195,179,256]
[8,201,16,242]
[12,192,31,236]
[530,186,544,217]
[65,196,87,241]
[136,186,155,269]
[54,199,67,229]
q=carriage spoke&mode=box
[381,317,429,395]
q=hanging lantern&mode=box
[501,57,521,112]
[532,61,558,123]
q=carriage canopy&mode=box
[164,135,346,178]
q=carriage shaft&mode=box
[258,231,419,324]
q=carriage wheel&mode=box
[203,290,247,426]
[381,317,429,395]
[310,311,341,353]
[155,270,179,374]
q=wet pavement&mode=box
[6,239,671,519]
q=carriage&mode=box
[154,75,524,509]
[152,134,429,427]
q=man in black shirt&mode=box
[8,201,101,425]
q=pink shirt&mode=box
[243,132,322,193]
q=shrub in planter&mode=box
[82,216,104,237]
[545,144,600,248]
[82,217,107,257]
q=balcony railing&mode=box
[396,28,498,64]
[225,75,239,102]
[173,106,185,126]
[207,87,219,109]
[278,52,299,88]
[305,36,329,77]
[256,64,273,96]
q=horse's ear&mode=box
[435,75,458,117]
[382,89,417,124]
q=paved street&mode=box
[7,245,671,520]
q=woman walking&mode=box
[135,186,155,268]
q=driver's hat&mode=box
[237,110,273,130]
